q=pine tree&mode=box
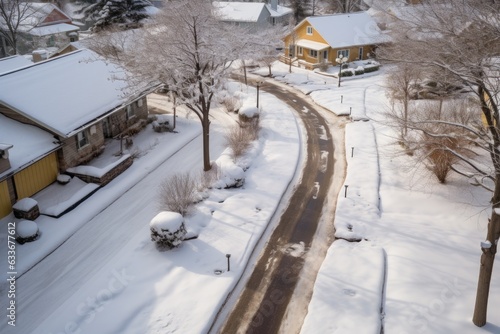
[78,0,154,31]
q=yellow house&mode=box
[283,12,389,69]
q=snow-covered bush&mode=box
[150,211,187,249]
[222,96,242,113]
[16,220,39,244]
[364,64,380,73]
[225,116,260,158]
[158,172,198,216]
[213,151,245,189]
[340,69,354,77]
[354,66,365,75]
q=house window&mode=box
[358,47,363,60]
[297,46,303,56]
[337,49,350,60]
[136,98,143,108]
[76,130,89,150]
[126,105,135,119]
[323,50,328,60]
[306,26,313,35]
[309,49,318,58]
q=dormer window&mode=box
[306,26,313,35]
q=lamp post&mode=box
[255,80,264,108]
[336,56,348,87]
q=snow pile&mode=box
[238,99,260,119]
[334,121,380,241]
[150,211,187,249]
[301,240,385,334]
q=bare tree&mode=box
[326,0,362,13]
[378,0,500,325]
[90,0,244,171]
[0,0,35,55]
[385,63,422,138]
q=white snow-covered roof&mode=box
[28,23,79,37]
[302,12,389,48]
[266,4,293,18]
[0,55,32,74]
[213,1,266,22]
[0,49,151,138]
[296,39,329,51]
[0,113,60,180]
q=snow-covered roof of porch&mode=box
[296,39,330,51]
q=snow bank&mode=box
[335,121,380,241]
[67,154,131,178]
[213,149,246,189]
[301,240,385,334]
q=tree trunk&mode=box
[473,193,500,326]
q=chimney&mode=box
[32,49,48,63]
[270,0,278,11]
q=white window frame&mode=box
[337,49,350,59]
[137,98,143,108]
[76,130,89,150]
[297,46,303,56]
[306,26,313,35]
[309,49,318,58]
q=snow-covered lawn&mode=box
[262,62,500,333]
[1,59,498,334]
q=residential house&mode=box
[0,2,80,57]
[0,49,158,218]
[213,0,292,30]
[283,11,389,69]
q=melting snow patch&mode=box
[286,241,306,257]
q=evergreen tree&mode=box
[78,0,154,31]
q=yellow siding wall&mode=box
[14,152,58,200]
[284,19,328,57]
[0,180,10,218]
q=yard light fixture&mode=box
[226,254,231,272]
[255,80,264,108]
[336,56,348,87]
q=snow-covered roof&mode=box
[0,55,32,74]
[265,4,293,18]
[12,3,73,33]
[296,39,329,51]
[28,23,79,37]
[0,49,153,138]
[301,12,389,48]
[0,113,60,180]
[213,1,266,22]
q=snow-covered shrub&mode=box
[319,60,329,72]
[364,64,380,73]
[340,69,354,77]
[158,172,198,215]
[225,117,260,158]
[16,220,39,244]
[213,151,245,189]
[57,174,71,185]
[150,211,187,249]
[222,96,242,113]
[152,114,171,132]
[354,66,365,75]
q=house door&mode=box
[102,117,112,138]
[323,50,328,61]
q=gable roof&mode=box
[213,2,267,23]
[299,12,389,48]
[0,113,60,180]
[265,4,293,18]
[0,49,154,138]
